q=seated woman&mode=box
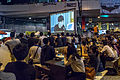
[88,45,100,72]
[4,43,36,80]
[66,43,86,80]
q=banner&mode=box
[100,0,120,14]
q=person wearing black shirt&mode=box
[61,32,67,46]
[55,34,63,47]
[19,33,28,45]
[48,32,55,47]
[4,44,36,80]
[28,32,36,49]
[40,38,55,65]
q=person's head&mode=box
[58,15,64,28]
[10,32,15,38]
[103,40,107,46]
[30,32,35,37]
[57,33,60,38]
[13,44,28,61]
[0,62,2,69]
[66,33,69,36]
[19,33,24,38]
[61,32,64,36]
[40,32,43,36]
[71,33,74,37]
[75,34,78,37]
[48,32,51,36]
[82,41,86,46]
[43,38,49,45]
[34,38,40,45]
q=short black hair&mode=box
[58,15,64,22]
[40,32,43,36]
[103,40,107,46]
[61,32,64,36]
[71,33,74,37]
[48,32,51,36]
[0,63,2,66]
[34,38,40,44]
[30,32,35,37]
[43,38,48,44]
[66,33,69,36]
[13,44,28,60]
[19,33,24,38]
[10,32,15,38]
[57,33,60,37]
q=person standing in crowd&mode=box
[19,33,28,45]
[5,32,21,61]
[28,38,41,63]
[55,33,63,47]
[47,32,55,47]
[40,38,55,65]
[0,63,16,80]
[61,32,67,46]
[28,32,36,49]
[93,24,98,35]
[75,34,79,44]
[39,32,47,47]
[66,33,72,44]
[4,44,36,80]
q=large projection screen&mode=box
[50,10,75,33]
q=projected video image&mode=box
[50,10,74,33]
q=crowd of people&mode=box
[0,31,120,80]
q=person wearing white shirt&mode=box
[28,38,41,63]
[39,32,47,47]
[101,45,115,58]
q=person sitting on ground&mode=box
[88,46,99,72]
[5,32,21,61]
[40,38,55,65]
[65,43,86,80]
[39,32,47,47]
[4,44,36,80]
[19,33,28,45]
[0,62,16,80]
[55,33,63,47]
[100,40,116,68]
[28,38,41,64]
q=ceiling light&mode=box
[98,16,100,18]
[29,17,32,20]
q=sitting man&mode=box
[40,38,55,65]
[0,62,16,80]
[100,41,116,68]
[4,44,36,80]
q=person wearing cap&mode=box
[0,63,16,80]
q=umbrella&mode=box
[0,31,7,35]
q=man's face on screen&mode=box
[58,20,64,28]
